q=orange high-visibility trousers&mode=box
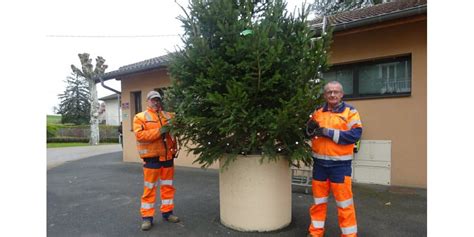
[140,166,175,218]
[308,176,357,237]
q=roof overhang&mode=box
[93,54,172,83]
[310,0,427,35]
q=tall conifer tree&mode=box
[168,0,331,168]
[57,73,91,125]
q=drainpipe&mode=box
[98,75,121,124]
[97,76,123,144]
[98,76,121,95]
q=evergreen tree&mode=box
[168,0,331,168]
[71,53,108,145]
[57,73,91,124]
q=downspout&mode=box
[98,76,121,95]
[98,76,122,127]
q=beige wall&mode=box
[119,16,427,188]
[329,16,427,188]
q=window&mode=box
[131,91,142,116]
[323,55,411,99]
[130,91,142,130]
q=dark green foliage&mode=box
[168,0,331,168]
[57,74,91,125]
[47,125,58,138]
[47,137,89,143]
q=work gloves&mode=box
[305,119,326,138]
[159,126,170,136]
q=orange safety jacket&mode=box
[133,107,178,161]
[310,102,362,162]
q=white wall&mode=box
[104,99,121,126]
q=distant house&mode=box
[97,102,106,124]
[97,0,427,188]
[98,93,121,126]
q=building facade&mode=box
[98,0,427,188]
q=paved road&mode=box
[47,151,427,237]
[47,144,122,169]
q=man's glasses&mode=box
[324,90,342,95]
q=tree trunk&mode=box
[89,81,100,145]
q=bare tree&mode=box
[71,53,108,145]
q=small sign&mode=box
[122,102,129,109]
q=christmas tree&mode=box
[168,0,331,168]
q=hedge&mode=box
[47,137,119,143]
[47,124,58,138]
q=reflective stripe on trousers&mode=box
[144,179,173,189]
[341,225,358,235]
[141,202,154,209]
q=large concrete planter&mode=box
[219,155,292,231]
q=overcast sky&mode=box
[44,0,307,114]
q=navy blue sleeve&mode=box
[324,127,362,145]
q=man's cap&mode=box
[147,91,162,100]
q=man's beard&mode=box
[151,103,162,111]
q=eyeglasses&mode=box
[324,90,342,95]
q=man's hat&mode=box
[147,91,162,100]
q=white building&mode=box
[98,94,121,126]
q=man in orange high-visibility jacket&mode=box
[133,90,180,231]
[306,81,362,237]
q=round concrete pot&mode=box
[219,155,292,232]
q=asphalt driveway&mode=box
[47,150,427,237]
[47,144,122,169]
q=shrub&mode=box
[47,136,119,143]
[47,125,58,138]
[47,137,89,143]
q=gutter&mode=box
[312,5,427,34]
[101,64,168,81]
